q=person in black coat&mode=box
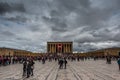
[42,57,45,64]
[26,60,31,78]
[58,58,64,69]
[64,58,67,69]
[30,60,35,76]
[22,60,27,76]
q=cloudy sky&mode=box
[0,0,120,52]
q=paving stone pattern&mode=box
[0,60,120,80]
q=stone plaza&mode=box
[0,60,120,80]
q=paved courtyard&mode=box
[0,60,120,80]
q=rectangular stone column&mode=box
[52,44,53,53]
[49,44,50,53]
[53,44,55,53]
[66,44,67,52]
[48,44,50,52]
[69,44,71,53]
[68,44,70,53]
[65,44,66,53]
[50,44,52,53]
[51,44,53,53]
[55,44,56,53]
[63,44,65,53]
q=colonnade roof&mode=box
[47,41,73,43]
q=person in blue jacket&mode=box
[117,57,120,71]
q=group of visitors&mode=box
[1,52,120,79]
[58,58,67,69]
[0,56,24,66]
[22,58,35,78]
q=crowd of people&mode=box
[0,53,120,79]
[0,56,25,66]
[0,54,119,66]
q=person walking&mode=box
[106,56,111,64]
[26,60,31,78]
[117,57,120,71]
[58,58,64,69]
[0,56,2,66]
[30,60,35,76]
[64,58,67,69]
[42,57,45,64]
[22,60,27,76]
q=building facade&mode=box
[47,42,73,54]
[76,48,120,57]
[0,48,32,56]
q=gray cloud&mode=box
[0,2,25,14]
[4,15,27,23]
[0,0,120,52]
[0,31,15,36]
[28,25,41,32]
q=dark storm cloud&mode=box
[56,0,91,11]
[0,0,120,52]
[78,43,98,52]
[52,26,67,32]
[0,2,25,14]
[55,0,120,29]
[15,37,30,41]
[42,0,91,32]
[28,25,41,32]
[74,27,120,44]
[0,31,15,37]
[51,21,68,32]
[5,15,27,22]
[42,15,68,32]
